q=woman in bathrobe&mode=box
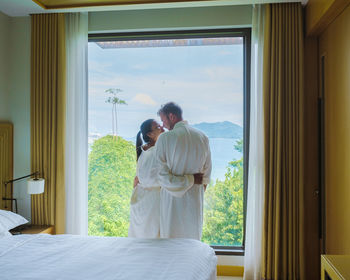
[128,119,164,238]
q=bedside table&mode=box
[11,225,54,235]
[321,255,350,280]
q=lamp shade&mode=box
[27,178,45,194]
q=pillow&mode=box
[0,210,28,234]
[0,229,12,237]
[0,222,8,236]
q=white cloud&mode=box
[88,60,114,76]
[199,66,242,81]
[88,42,245,135]
[132,94,157,106]
[218,50,233,56]
[131,64,148,70]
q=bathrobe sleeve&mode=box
[202,137,212,185]
[155,134,194,198]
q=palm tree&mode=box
[105,88,127,139]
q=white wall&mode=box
[8,16,31,221]
[0,13,31,221]
[0,12,10,119]
[89,5,252,32]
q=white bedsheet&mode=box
[0,234,217,280]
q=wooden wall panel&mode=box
[0,122,13,211]
[306,0,350,36]
[303,36,320,280]
[319,4,350,254]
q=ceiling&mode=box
[0,0,307,17]
[34,0,249,9]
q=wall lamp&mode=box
[2,171,45,213]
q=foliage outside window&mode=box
[88,136,243,246]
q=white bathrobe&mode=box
[128,146,160,238]
[155,121,212,240]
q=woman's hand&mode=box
[133,176,139,188]
[193,173,204,184]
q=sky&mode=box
[88,38,244,139]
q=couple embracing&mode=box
[128,102,212,240]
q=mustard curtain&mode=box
[30,13,66,234]
[261,3,304,279]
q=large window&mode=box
[88,29,250,252]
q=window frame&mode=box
[88,28,251,255]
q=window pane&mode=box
[88,35,245,246]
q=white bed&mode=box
[0,234,217,280]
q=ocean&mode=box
[89,136,242,182]
[209,138,242,181]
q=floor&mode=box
[217,277,243,280]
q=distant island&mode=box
[192,121,243,139]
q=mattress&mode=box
[0,234,217,280]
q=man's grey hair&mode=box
[157,102,183,119]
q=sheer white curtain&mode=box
[65,12,88,235]
[243,4,265,280]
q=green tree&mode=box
[105,88,127,139]
[88,134,244,245]
[202,139,244,246]
[234,138,243,153]
[88,135,136,236]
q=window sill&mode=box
[214,248,244,256]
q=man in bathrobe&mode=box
[155,102,212,240]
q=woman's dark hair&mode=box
[136,119,154,160]
[157,102,182,119]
